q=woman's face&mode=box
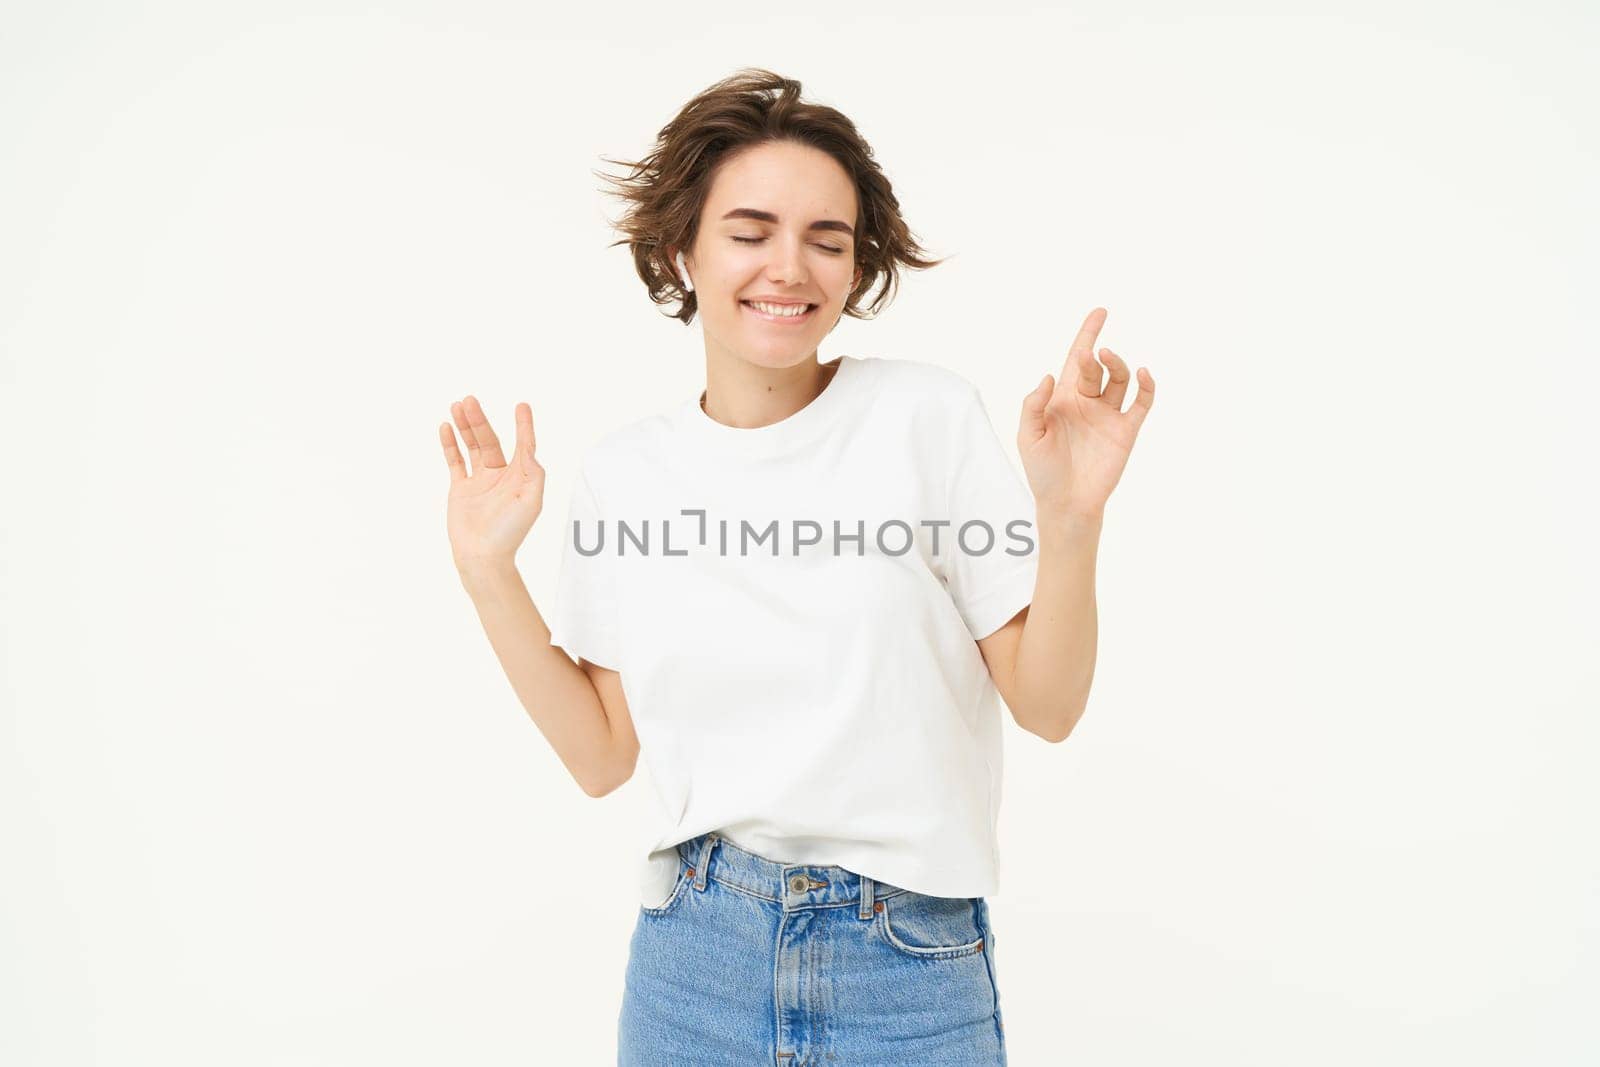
[677,140,861,370]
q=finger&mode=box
[1098,347,1132,410]
[439,422,468,482]
[451,400,482,474]
[1062,307,1107,393]
[461,395,508,469]
[1127,367,1155,435]
[514,402,539,475]
[1019,374,1053,443]
[1073,345,1104,399]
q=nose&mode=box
[765,234,809,287]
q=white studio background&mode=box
[3,3,1595,1065]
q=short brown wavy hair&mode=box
[595,68,949,325]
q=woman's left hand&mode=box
[1017,307,1155,521]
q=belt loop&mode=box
[858,873,875,920]
[692,833,717,891]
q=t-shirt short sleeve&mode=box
[940,384,1040,641]
[546,463,624,671]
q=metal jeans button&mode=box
[788,874,808,893]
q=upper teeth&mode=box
[747,301,810,317]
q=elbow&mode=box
[1036,704,1087,744]
[580,767,627,798]
[581,771,627,798]
[580,744,639,798]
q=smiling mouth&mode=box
[741,300,818,323]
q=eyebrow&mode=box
[720,207,856,237]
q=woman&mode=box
[439,69,1153,1066]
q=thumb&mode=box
[1020,374,1053,442]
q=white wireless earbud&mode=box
[675,250,694,293]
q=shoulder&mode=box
[862,354,978,396]
[566,406,681,498]
[855,355,984,418]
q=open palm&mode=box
[1017,307,1155,520]
[439,395,545,569]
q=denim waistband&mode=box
[675,831,912,916]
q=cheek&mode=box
[827,264,856,297]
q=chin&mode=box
[747,350,819,370]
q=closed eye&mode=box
[732,236,846,255]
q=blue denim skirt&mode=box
[618,830,1007,1065]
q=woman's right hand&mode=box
[439,395,545,571]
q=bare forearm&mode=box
[456,558,623,794]
[1011,511,1102,742]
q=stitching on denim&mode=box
[640,868,691,917]
[710,874,909,906]
[877,897,985,958]
[977,900,1007,1051]
[718,878,780,904]
[673,834,913,909]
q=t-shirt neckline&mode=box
[679,355,862,453]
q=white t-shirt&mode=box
[546,354,1040,909]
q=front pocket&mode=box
[877,891,986,959]
[639,864,693,918]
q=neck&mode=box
[699,352,839,430]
